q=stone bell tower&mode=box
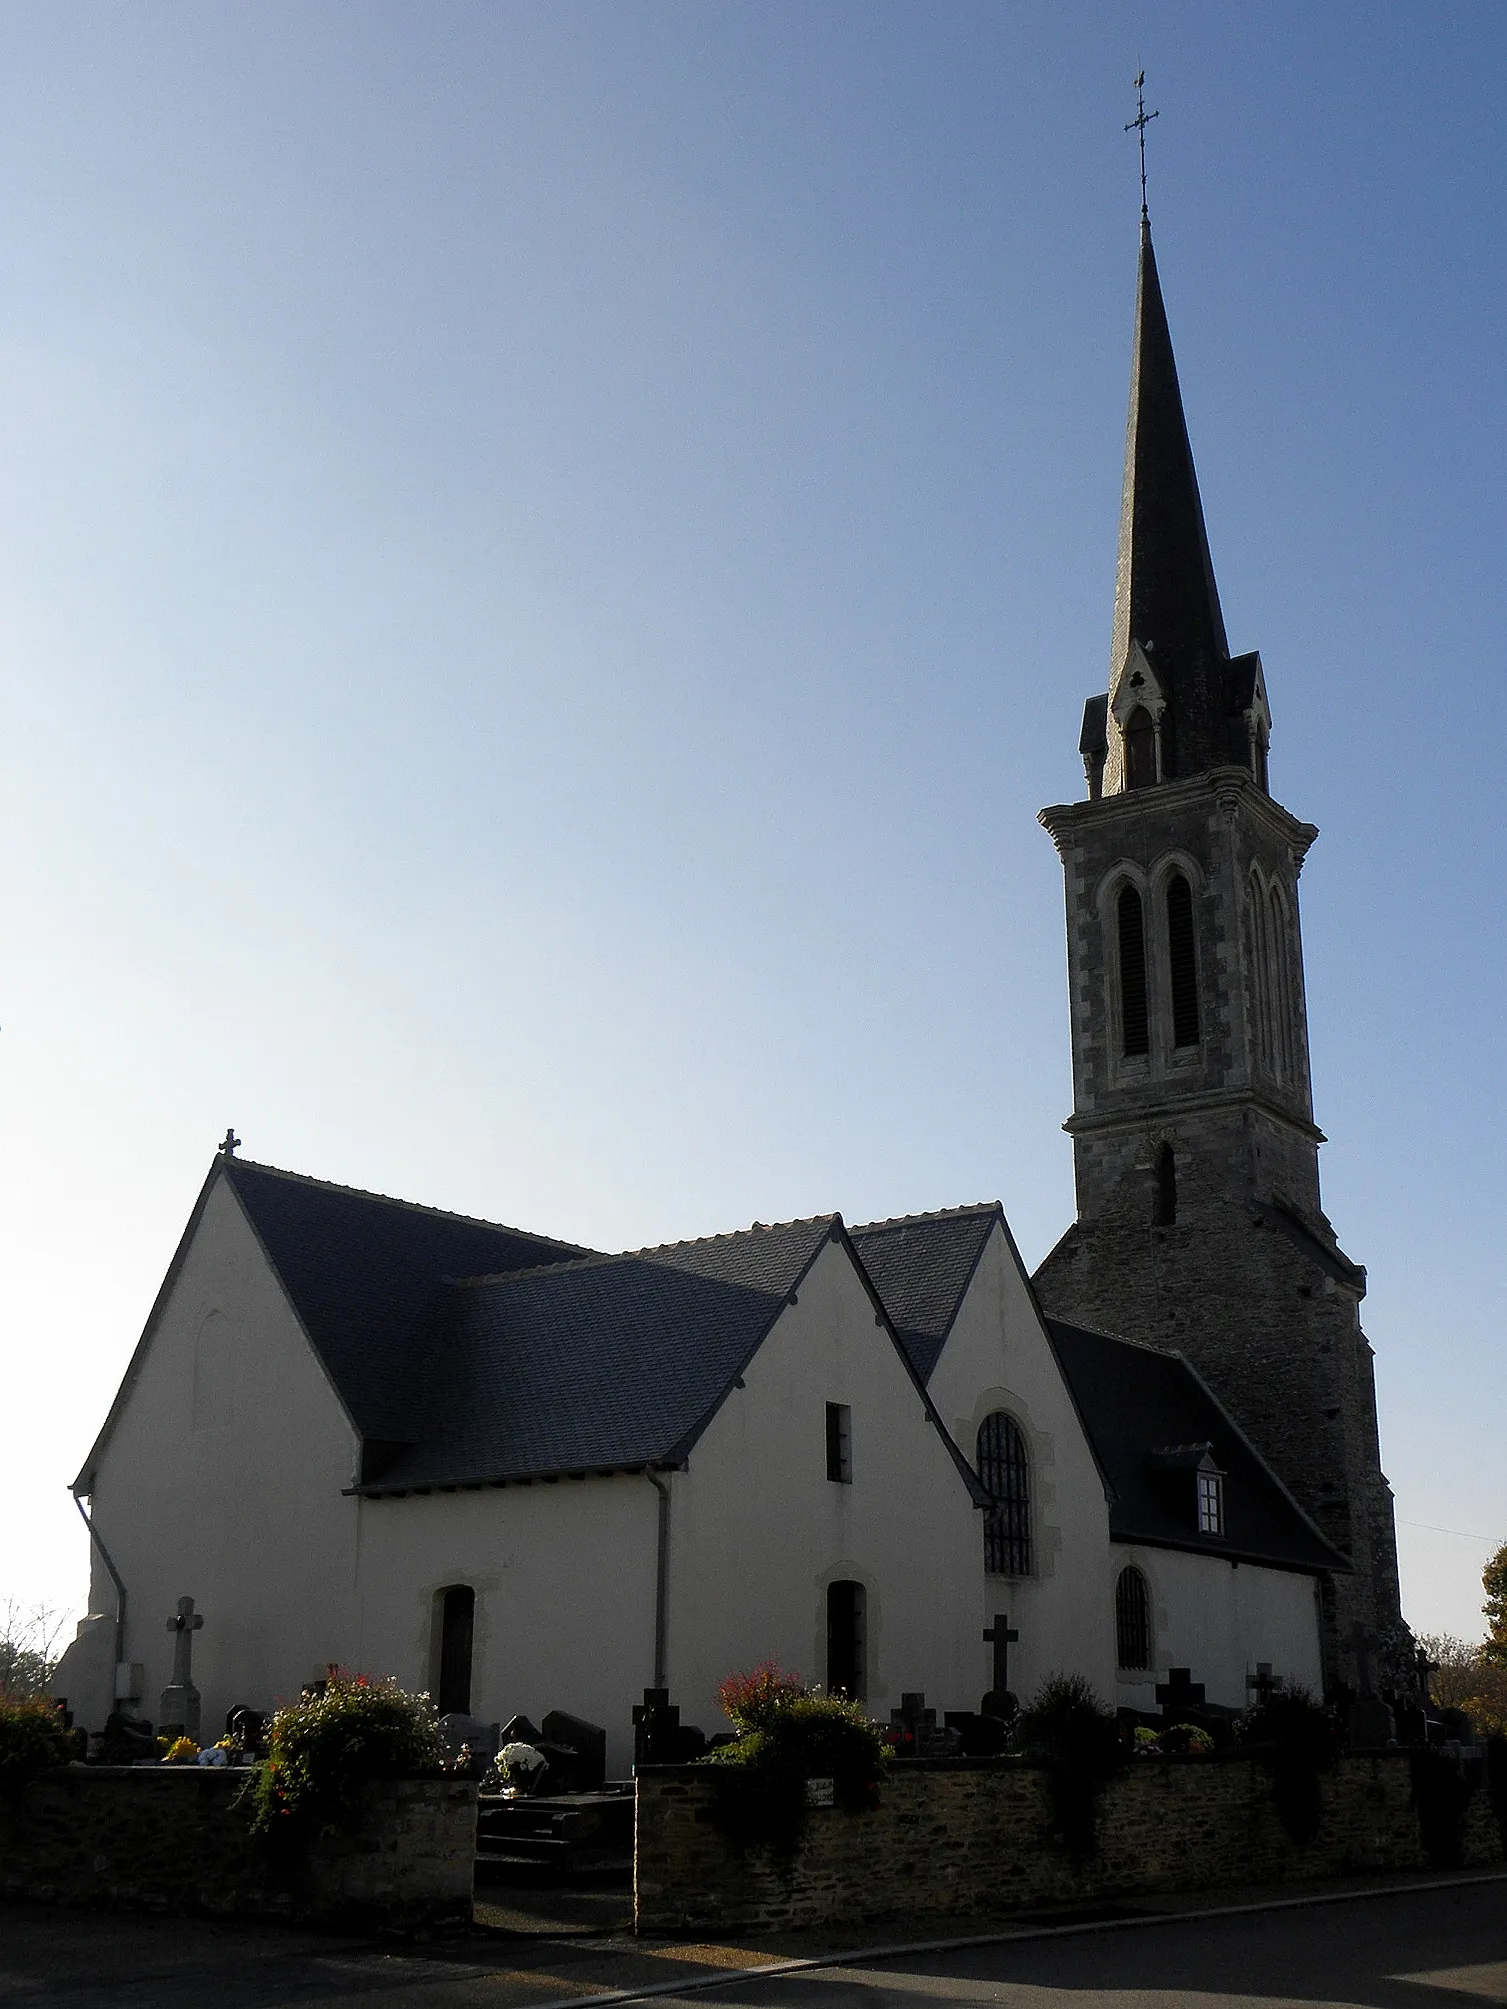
[1032,218,1407,1690]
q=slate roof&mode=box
[1045,1319,1346,1575]
[849,1206,1000,1381]
[362,1216,843,1492]
[223,1160,594,1441]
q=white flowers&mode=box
[498,1741,547,1779]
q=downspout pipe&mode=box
[72,1488,127,1674]
[645,1470,671,1690]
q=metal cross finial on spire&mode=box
[1125,70,1159,221]
[219,1127,241,1158]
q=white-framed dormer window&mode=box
[1197,1469,1224,1536]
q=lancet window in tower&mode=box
[1166,873,1200,1048]
[1117,886,1149,1056]
[1152,1142,1177,1226]
[1124,706,1157,789]
[1269,886,1294,1084]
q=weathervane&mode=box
[1125,70,1159,221]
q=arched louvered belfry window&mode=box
[1117,886,1149,1057]
[978,1412,1031,1577]
[1115,1565,1151,1670]
[1166,873,1200,1049]
[1124,706,1157,789]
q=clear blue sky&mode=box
[2,2,1503,1648]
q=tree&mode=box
[0,1601,68,1698]
[1484,1542,1507,1667]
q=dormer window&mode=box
[1124,706,1157,789]
[1197,1469,1224,1535]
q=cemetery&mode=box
[7,1586,1505,1935]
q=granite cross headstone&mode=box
[981,1613,1019,1719]
[1245,1663,1285,1706]
[160,1596,203,1743]
[1155,1667,1205,1717]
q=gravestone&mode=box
[95,1707,157,1764]
[888,1691,958,1758]
[981,1613,1019,1719]
[541,1709,607,1791]
[632,1687,705,1765]
[1155,1667,1205,1718]
[438,1712,500,1765]
[1346,1624,1395,1749]
[1245,1664,1285,1707]
[159,1597,203,1742]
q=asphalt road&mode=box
[1,1881,1504,2009]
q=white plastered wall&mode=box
[924,1223,1118,1707]
[1111,1543,1324,1711]
[351,1476,658,1776]
[72,1175,363,1735]
[662,1236,984,1741]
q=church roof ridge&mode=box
[451,1212,844,1289]
[220,1155,590,1259]
[850,1201,1002,1235]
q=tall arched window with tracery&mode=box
[1117,885,1149,1057]
[978,1412,1031,1577]
[1115,1565,1151,1670]
[1166,873,1200,1049]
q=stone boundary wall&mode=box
[635,1754,1505,1934]
[0,1768,477,1926]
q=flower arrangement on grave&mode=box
[1131,1721,1214,1757]
[1016,1673,1126,1858]
[241,1668,441,1838]
[0,1693,73,1783]
[698,1660,888,1851]
[495,1741,548,1795]
[161,1735,200,1765]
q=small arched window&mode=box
[1124,706,1157,789]
[978,1413,1031,1577]
[435,1585,475,1716]
[1117,886,1149,1057]
[1115,1566,1151,1670]
[826,1580,867,1700]
[1166,874,1200,1049]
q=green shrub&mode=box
[701,1684,888,1851]
[0,1693,73,1785]
[1017,1674,1125,1857]
[716,1659,806,1734]
[242,1672,441,1839]
[1239,1685,1337,1843]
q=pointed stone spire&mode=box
[1110,220,1232,779]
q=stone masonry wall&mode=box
[0,1769,477,1926]
[634,1756,1504,1934]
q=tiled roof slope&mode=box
[848,1207,1000,1381]
[361,1217,842,1492]
[1045,1319,1346,1574]
[224,1160,593,1440]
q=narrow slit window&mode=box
[1124,705,1157,789]
[1152,1143,1177,1226]
[1167,874,1200,1048]
[1115,1566,1151,1670]
[826,1580,866,1699]
[825,1402,852,1484]
[1117,886,1149,1057]
[436,1585,475,1716]
[978,1412,1032,1577]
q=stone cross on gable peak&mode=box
[219,1128,241,1158]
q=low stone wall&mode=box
[634,1754,1504,1934]
[0,1768,477,1927]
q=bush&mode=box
[700,1680,888,1851]
[1017,1674,1125,1857]
[242,1671,441,1838]
[0,1694,74,1785]
[1239,1685,1337,1843]
[717,1659,807,1734]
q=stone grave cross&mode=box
[983,1613,1019,1696]
[1245,1663,1285,1706]
[160,1596,204,1743]
[1155,1667,1205,1716]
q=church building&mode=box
[53,215,1401,1767]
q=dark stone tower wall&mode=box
[1032,223,1407,1692]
